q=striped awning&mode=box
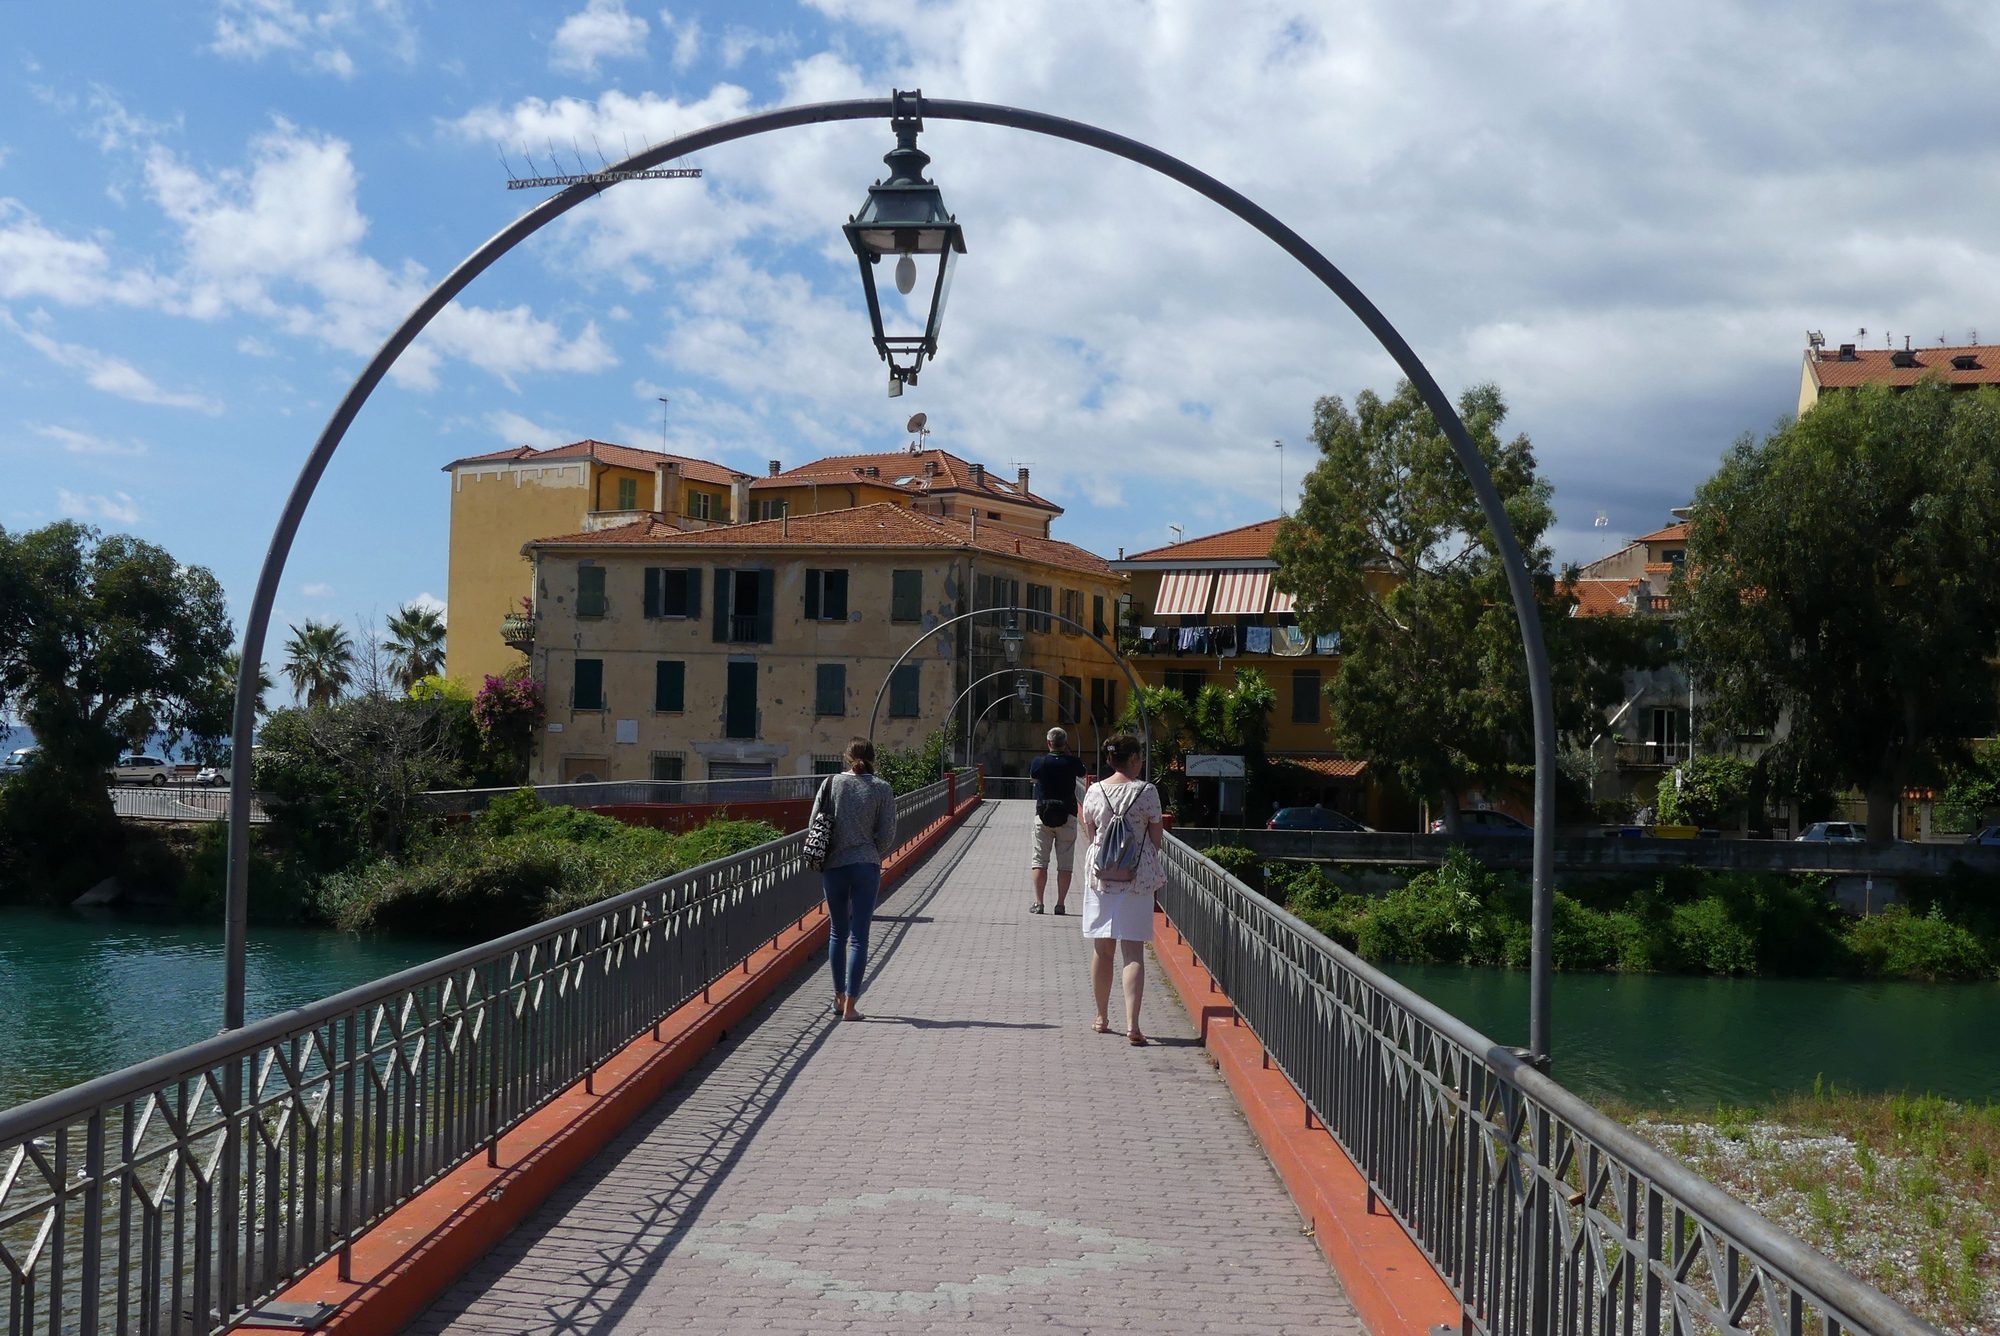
[1212,569,1273,615]
[1268,586,1296,614]
[1153,569,1214,616]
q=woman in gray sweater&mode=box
[817,737,898,1021]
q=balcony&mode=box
[726,614,762,643]
[1615,740,1689,768]
[500,612,536,651]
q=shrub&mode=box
[1203,845,1265,892]
[1355,848,1506,964]
[1667,895,1758,974]
[1847,905,1992,982]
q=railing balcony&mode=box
[500,612,536,650]
[1615,740,1689,768]
[727,614,761,643]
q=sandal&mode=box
[1127,1031,1149,1047]
[1051,904,1066,916]
[1028,903,1046,914]
[1091,1019,1112,1034]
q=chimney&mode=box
[653,460,681,516]
[923,460,939,478]
[730,476,750,524]
[970,462,985,488]
[1017,466,1030,493]
[767,460,781,476]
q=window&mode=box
[1025,583,1053,633]
[805,569,849,621]
[1663,548,1685,565]
[654,660,685,712]
[1164,668,1205,701]
[650,753,685,782]
[891,569,924,622]
[616,477,638,511]
[811,754,844,776]
[1058,674,1083,724]
[751,497,788,521]
[1291,668,1322,724]
[687,490,716,520]
[1059,589,1083,635]
[643,568,700,619]
[815,663,846,717]
[712,569,773,643]
[572,658,604,710]
[1090,677,1118,726]
[577,564,606,618]
[1092,594,1107,638]
[889,663,921,718]
[725,661,757,739]
[976,573,1020,611]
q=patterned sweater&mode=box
[818,771,898,870]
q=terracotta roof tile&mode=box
[747,449,1061,512]
[530,503,1114,579]
[1636,523,1689,543]
[1276,755,1369,779]
[1807,344,2000,391]
[1122,518,1286,563]
[446,438,754,487]
[1564,578,1641,618]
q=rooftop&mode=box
[1121,517,1286,563]
[1635,522,1689,544]
[748,448,1062,513]
[1565,578,1642,618]
[1806,342,2000,391]
[446,439,755,489]
[530,502,1114,579]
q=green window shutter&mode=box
[573,659,603,710]
[617,477,638,510]
[1292,669,1321,723]
[755,570,774,642]
[712,569,732,642]
[828,570,848,620]
[686,568,702,621]
[643,568,661,619]
[816,663,845,716]
[577,565,606,618]
[804,570,821,621]
[889,663,920,718]
[655,660,685,712]
[892,570,922,621]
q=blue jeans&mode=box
[823,862,881,998]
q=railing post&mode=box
[947,769,957,812]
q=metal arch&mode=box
[224,91,1558,1065]
[944,668,1102,763]
[860,604,1152,777]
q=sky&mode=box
[5,1,2000,653]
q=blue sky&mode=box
[5,1,2000,656]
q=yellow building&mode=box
[1798,336,2000,415]
[442,439,753,686]
[520,503,1126,784]
[1112,519,1380,822]
[744,449,1061,536]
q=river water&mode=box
[1382,963,2000,1109]
[0,908,454,1113]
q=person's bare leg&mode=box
[1054,868,1072,912]
[1091,938,1116,1031]
[1120,939,1147,1042]
[1032,865,1047,909]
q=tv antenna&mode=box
[500,137,702,191]
[1274,438,1286,516]
[1167,524,1184,544]
[658,396,671,451]
[905,411,931,452]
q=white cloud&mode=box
[407,591,446,622]
[717,25,793,69]
[0,146,10,169]
[0,201,169,307]
[57,489,141,525]
[29,423,148,457]
[550,0,650,76]
[487,410,579,449]
[300,581,334,597]
[3,311,222,412]
[660,8,700,69]
[208,0,412,76]
[236,335,277,357]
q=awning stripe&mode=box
[1153,569,1214,616]
[1212,569,1273,615]
[1269,586,1296,614]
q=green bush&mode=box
[1284,867,1371,951]
[1204,845,1265,892]
[1847,905,1992,981]
[1667,895,1758,974]
[1355,848,1507,964]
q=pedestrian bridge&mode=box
[0,775,1936,1335]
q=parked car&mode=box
[108,754,172,786]
[1267,806,1372,833]
[195,765,226,787]
[1794,821,1864,843]
[1964,825,2000,847]
[1429,808,1533,836]
[0,745,37,778]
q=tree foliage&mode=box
[1654,754,1753,830]
[282,619,356,708]
[1272,380,1645,828]
[1118,670,1276,818]
[384,603,447,691]
[1679,380,2000,842]
[0,521,232,772]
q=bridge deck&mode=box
[410,800,1361,1335]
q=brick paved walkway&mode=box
[411,800,1362,1335]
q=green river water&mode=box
[3,908,1998,1114]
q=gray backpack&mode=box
[1094,782,1147,882]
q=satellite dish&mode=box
[905,412,928,433]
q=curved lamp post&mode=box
[942,667,1100,764]
[861,604,1151,780]
[223,90,1559,1070]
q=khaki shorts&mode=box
[1030,815,1078,873]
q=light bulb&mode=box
[894,252,917,295]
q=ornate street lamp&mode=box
[844,90,966,397]
[1000,612,1024,666]
[1014,672,1031,707]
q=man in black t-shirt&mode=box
[1027,727,1087,914]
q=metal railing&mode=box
[1615,740,1691,768]
[1157,836,1937,1336]
[108,785,270,825]
[0,773,968,1335]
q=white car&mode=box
[195,765,226,787]
[108,754,173,786]
[1794,821,1865,843]
[0,746,36,778]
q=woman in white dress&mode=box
[1078,733,1167,1046]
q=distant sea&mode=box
[1,722,213,763]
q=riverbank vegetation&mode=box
[1617,1085,2000,1332]
[1207,846,1998,981]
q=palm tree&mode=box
[220,650,275,718]
[383,603,447,692]
[282,620,355,708]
